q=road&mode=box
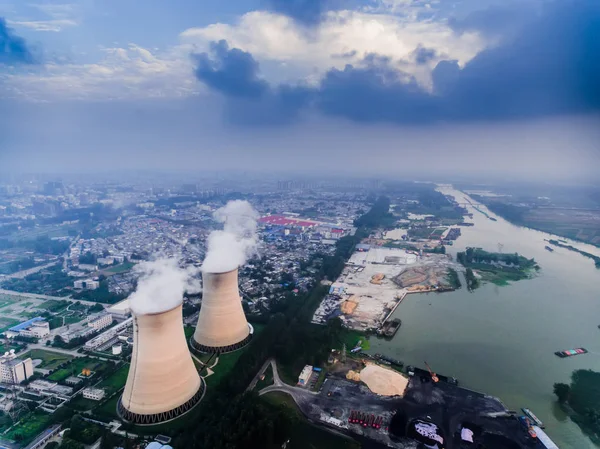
[3,261,60,279]
[246,358,274,392]
[0,288,98,306]
[257,359,317,404]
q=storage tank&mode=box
[118,304,205,425]
[191,268,252,354]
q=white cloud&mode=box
[8,19,78,32]
[180,9,484,88]
[2,44,198,101]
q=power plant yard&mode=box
[312,247,461,331]
[261,359,540,449]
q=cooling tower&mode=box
[118,304,205,425]
[191,268,253,354]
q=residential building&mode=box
[0,353,33,384]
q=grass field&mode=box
[47,358,110,382]
[0,317,19,333]
[95,394,120,419]
[204,350,245,387]
[22,349,73,370]
[104,262,135,274]
[97,363,129,395]
[340,330,370,352]
[184,325,195,340]
[68,395,99,412]
[261,392,359,449]
[3,411,51,444]
[39,300,69,312]
[0,300,13,309]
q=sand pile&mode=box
[360,364,409,396]
[346,370,361,381]
[341,296,359,314]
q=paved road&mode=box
[3,262,60,279]
[0,288,97,306]
[246,358,274,392]
[258,359,317,404]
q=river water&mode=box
[369,186,600,449]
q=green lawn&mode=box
[0,300,13,309]
[39,300,69,312]
[104,262,135,274]
[97,363,130,395]
[22,349,73,370]
[95,395,120,419]
[47,358,111,382]
[3,411,51,444]
[340,329,370,352]
[184,325,195,340]
[68,395,99,412]
[204,350,246,387]
[261,393,359,449]
[0,317,20,333]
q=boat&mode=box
[554,348,588,358]
[522,408,544,428]
[377,318,402,338]
[545,246,554,252]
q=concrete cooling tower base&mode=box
[117,378,206,426]
[190,323,253,354]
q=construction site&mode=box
[312,246,462,331]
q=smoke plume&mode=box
[128,258,200,315]
[201,200,260,273]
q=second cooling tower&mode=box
[191,268,252,354]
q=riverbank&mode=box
[457,247,539,287]
[547,239,600,268]
[369,185,600,449]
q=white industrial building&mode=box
[0,352,34,384]
[74,279,100,290]
[87,313,113,331]
[107,298,131,320]
[5,317,50,339]
[82,388,105,401]
[297,365,313,386]
[84,318,133,350]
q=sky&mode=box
[0,0,598,181]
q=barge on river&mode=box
[555,348,587,358]
[377,318,401,338]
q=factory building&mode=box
[84,318,132,350]
[87,313,113,331]
[0,352,33,384]
[118,304,205,425]
[5,317,50,339]
[191,268,253,354]
[107,298,131,321]
[74,279,99,290]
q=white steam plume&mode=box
[128,258,200,315]
[201,200,260,273]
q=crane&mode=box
[424,361,439,383]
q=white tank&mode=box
[118,304,205,425]
[192,268,252,353]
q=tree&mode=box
[554,382,570,403]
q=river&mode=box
[369,186,600,449]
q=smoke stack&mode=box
[191,268,253,354]
[118,304,205,425]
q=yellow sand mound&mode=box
[359,364,409,396]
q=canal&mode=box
[369,186,600,448]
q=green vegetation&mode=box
[457,247,538,286]
[554,369,600,441]
[96,363,129,395]
[354,196,395,229]
[2,265,73,296]
[0,257,37,275]
[104,262,135,274]
[39,299,69,312]
[204,350,246,387]
[22,349,73,370]
[0,317,19,333]
[255,365,274,390]
[446,268,462,289]
[47,358,112,382]
[465,268,479,291]
[72,281,126,304]
[548,240,600,268]
[340,330,370,352]
[407,190,467,220]
[3,410,51,444]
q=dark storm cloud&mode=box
[194,0,600,124]
[0,17,36,64]
[413,46,436,65]
[193,40,268,98]
[265,0,332,26]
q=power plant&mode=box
[118,303,205,425]
[191,268,253,354]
